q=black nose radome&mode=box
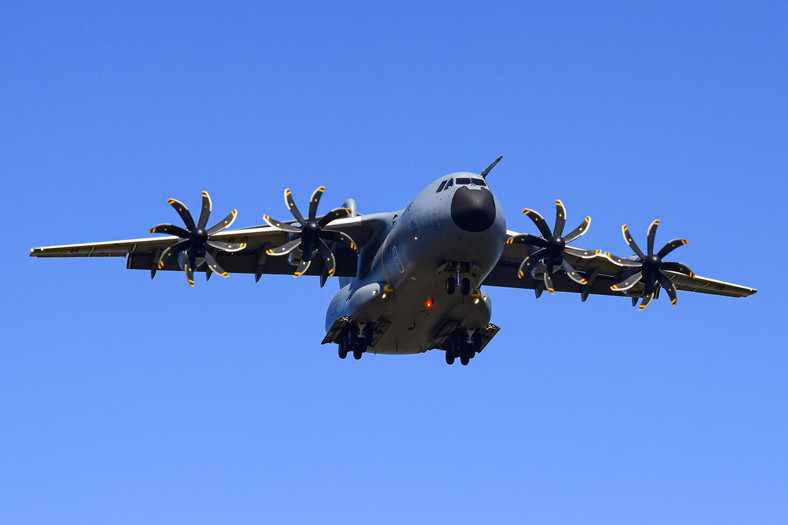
[451,186,496,232]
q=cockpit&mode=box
[436,177,486,193]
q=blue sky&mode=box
[3,2,787,523]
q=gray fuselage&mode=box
[325,173,507,354]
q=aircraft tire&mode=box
[445,350,455,365]
[460,278,471,296]
[353,348,364,360]
[338,344,348,359]
[446,277,456,295]
[460,353,470,366]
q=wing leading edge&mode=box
[30,215,387,281]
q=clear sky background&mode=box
[2,2,787,523]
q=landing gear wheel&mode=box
[445,349,455,365]
[446,277,456,295]
[353,348,364,360]
[338,344,348,359]
[460,353,470,366]
[460,278,471,296]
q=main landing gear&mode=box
[445,329,482,366]
[338,323,373,360]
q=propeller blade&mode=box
[317,239,337,277]
[262,214,301,234]
[284,188,306,225]
[522,209,553,239]
[561,259,588,285]
[308,186,325,221]
[320,229,358,252]
[543,265,555,295]
[602,252,643,267]
[206,209,238,235]
[564,246,603,258]
[611,270,644,292]
[197,191,212,230]
[643,275,656,297]
[318,208,353,227]
[505,233,547,247]
[183,251,195,287]
[206,240,246,252]
[149,224,190,238]
[563,216,591,243]
[647,219,660,255]
[293,257,311,278]
[265,238,302,256]
[638,293,654,311]
[517,247,547,279]
[553,199,567,237]
[657,271,678,306]
[157,239,190,270]
[167,198,196,231]
[204,250,229,278]
[660,261,695,278]
[657,238,688,259]
[622,225,646,259]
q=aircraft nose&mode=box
[451,186,496,232]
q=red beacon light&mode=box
[425,298,433,309]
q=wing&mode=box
[30,214,387,281]
[482,230,757,299]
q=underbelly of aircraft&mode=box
[351,278,493,355]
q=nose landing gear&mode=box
[443,262,474,296]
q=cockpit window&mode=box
[436,177,487,192]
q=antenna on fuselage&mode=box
[480,156,502,179]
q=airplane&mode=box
[30,157,756,365]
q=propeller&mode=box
[263,187,358,279]
[608,219,695,310]
[506,199,594,294]
[149,191,246,286]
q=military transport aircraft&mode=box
[30,158,756,365]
